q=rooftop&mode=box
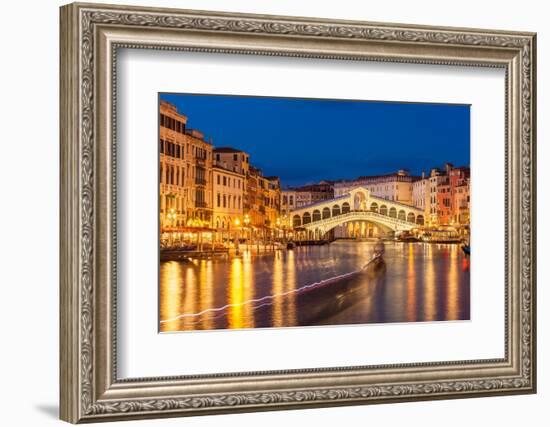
[289,183,334,192]
[212,164,245,176]
[329,170,424,186]
[214,147,246,153]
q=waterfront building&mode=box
[160,101,214,232]
[423,163,470,226]
[212,165,245,232]
[244,166,264,228]
[437,179,452,225]
[426,168,444,225]
[291,182,334,209]
[264,176,282,229]
[189,128,214,226]
[333,170,416,205]
[159,101,188,231]
[412,171,430,221]
[449,167,470,225]
[214,147,250,175]
[281,189,297,217]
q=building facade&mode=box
[285,182,334,209]
[159,101,214,232]
[449,166,470,225]
[280,190,297,218]
[333,170,416,205]
[212,165,245,232]
[416,164,471,226]
[214,147,250,175]
[264,177,281,228]
[412,172,429,218]
[159,101,189,231]
[189,128,214,225]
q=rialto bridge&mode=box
[288,187,425,240]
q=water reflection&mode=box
[159,241,470,332]
[406,243,416,322]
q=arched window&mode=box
[398,210,406,221]
[303,212,312,225]
[407,212,415,223]
[416,215,425,225]
[342,202,350,214]
[389,207,397,218]
[380,205,388,216]
[292,215,301,228]
[312,210,321,222]
[370,202,378,213]
[322,207,331,219]
[332,205,341,216]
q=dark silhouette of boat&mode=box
[285,241,387,325]
[294,253,385,325]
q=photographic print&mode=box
[159,94,471,333]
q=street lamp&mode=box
[275,217,282,243]
[243,214,250,252]
[234,217,241,255]
[167,208,177,227]
[166,208,177,245]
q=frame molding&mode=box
[60,2,536,423]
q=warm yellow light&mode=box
[234,218,241,226]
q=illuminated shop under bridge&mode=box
[289,187,425,240]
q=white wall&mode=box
[0,0,546,426]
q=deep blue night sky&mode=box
[160,93,470,188]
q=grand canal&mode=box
[159,241,470,332]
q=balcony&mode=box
[160,184,184,194]
[195,200,208,208]
[195,178,207,186]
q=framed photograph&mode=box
[60,2,537,423]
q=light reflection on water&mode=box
[159,241,470,332]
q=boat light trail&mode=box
[160,256,379,324]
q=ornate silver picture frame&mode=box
[60,2,536,423]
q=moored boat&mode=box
[420,228,462,243]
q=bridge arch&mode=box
[342,202,350,214]
[370,202,378,213]
[312,209,321,222]
[353,191,368,210]
[287,185,425,235]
